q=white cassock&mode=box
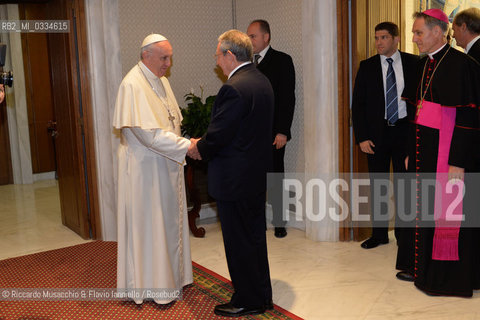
[113,61,193,304]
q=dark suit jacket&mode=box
[352,51,419,146]
[197,63,274,201]
[257,47,295,140]
[467,38,480,167]
[467,38,480,64]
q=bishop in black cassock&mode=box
[398,9,480,297]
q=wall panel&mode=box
[117,0,304,172]
[367,0,402,57]
[118,0,232,102]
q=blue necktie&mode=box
[385,57,398,124]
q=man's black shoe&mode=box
[274,227,287,238]
[214,302,266,317]
[265,299,274,310]
[396,271,414,282]
[360,237,389,249]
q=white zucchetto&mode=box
[141,33,168,48]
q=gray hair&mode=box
[218,29,253,62]
[454,8,480,34]
[140,43,153,60]
[413,11,449,33]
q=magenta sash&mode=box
[415,100,462,261]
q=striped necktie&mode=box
[385,57,398,124]
[254,54,260,66]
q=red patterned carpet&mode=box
[0,241,302,319]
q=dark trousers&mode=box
[216,192,272,307]
[366,120,407,241]
[269,145,287,228]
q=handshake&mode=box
[187,138,202,160]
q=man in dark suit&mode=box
[453,8,480,217]
[247,19,295,238]
[352,22,418,252]
[188,29,274,317]
[453,10,480,286]
[453,8,480,63]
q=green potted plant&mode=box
[181,88,216,237]
[181,87,215,138]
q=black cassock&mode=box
[398,44,480,297]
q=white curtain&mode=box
[85,0,122,241]
[302,0,339,241]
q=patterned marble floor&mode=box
[1,180,479,320]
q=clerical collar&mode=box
[138,61,158,80]
[465,35,480,54]
[228,61,252,79]
[428,43,448,60]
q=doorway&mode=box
[0,82,13,185]
[1,0,99,240]
[338,0,407,241]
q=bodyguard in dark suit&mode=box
[466,34,480,63]
[352,22,418,251]
[188,30,274,317]
[247,19,295,238]
[453,8,480,64]
[453,9,480,194]
[453,10,480,169]
[453,9,480,169]
[468,38,480,62]
[453,9,480,288]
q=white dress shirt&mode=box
[255,45,271,65]
[380,50,406,120]
[228,61,252,79]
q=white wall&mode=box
[118,0,233,101]
[235,0,304,173]
[117,0,304,172]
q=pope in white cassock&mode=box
[113,34,193,305]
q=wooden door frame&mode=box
[337,0,371,241]
[350,0,370,242]
[71,0,100,239]
[336,0,379,241]
[28,0,99,239]
[60,0,100,239]
[337,0,351,241]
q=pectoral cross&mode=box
[167,111,176,129]
[137,63,178,129]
